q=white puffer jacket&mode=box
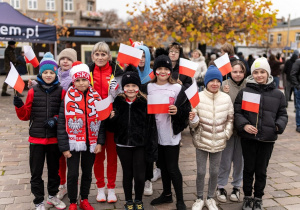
[191,56,207,79]
[189,89,234,153]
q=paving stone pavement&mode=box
[0,75,299,210]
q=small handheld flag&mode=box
[179,58,198,78]
[117,44,143,67]
[95,95,113,121]
[24,46,39,68]
[147,94,170,114]
[241,92,261,113]
[4,62,25,94]
[184,79,200,108]
[214,53,232,76]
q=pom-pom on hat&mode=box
[8,40,16,45]
[69,61,91,83]
[122,65,141,89]
[39,52,58,75]
[204,65,223,87]
[251,57,271,75]
[57,48,77,63]
[153,55,172,75]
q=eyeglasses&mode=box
[169,50,179,54]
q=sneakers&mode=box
[176,201,186,210]
[96,187,106,202]
[230,188,240,202]
[47,196,66,209]
[242,196,254,210]
[57,184,67,200]
[1,92,11,96]
[150,193,173,205]
[296,127,300,133]
[107,188,117,203]
[124,200,134,210]
[216,188,227,203]
[151,168,161,182]
[135,200,144,210]
[253,197,263,210]
[192,199,204,210]
[68,203,77,210]
[205,198,218,210]
[79,199,94,210]
[144,180,153,196]
[36,203,45,210]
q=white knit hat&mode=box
[69,61,91,83]
[251,57,271,75]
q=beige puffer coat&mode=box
[189,89,234,153]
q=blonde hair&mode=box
[92,42,111,55]
[220,43,234,56]
[193,49,202,57]
[231,60,246,74]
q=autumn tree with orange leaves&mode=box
[124,0,277,47]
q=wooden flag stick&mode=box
[226,74,229,85]
[255,112,259,137]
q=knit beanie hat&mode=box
[39,52,58,75]
[251,57,271,75]
[204,65,223,87]
[69,61,91,83]
[153,55,172,74]
[122,65,141,89]
[57,48,77,63]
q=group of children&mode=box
[13,41,288,210]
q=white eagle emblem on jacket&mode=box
[68,116,83,134]
[90,119,101,136]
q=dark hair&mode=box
[167,42,185,59]
[231,60,246,74]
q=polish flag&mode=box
[95,95,113,121]
[24,46,39,68]
[214,53,232,76]
[242,92,261,113]
[147,94,170,114]
[149,71,155,80]
[4,62,25,94]
[185,79,200,108]
[179,58,198,77]
[117,44,143,67]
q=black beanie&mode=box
[122,65,141,89]
[153,55,172,75]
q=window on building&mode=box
[269,34,274,43]
[64,0,73,11]
[296,33,300,42]
[28,0,37,9]
[46,0,55,10]
[10,0,20,9]
[64,19,74,26]
[277,34,282,44]
[87,2,93,11]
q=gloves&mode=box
[43,117,58,129]
[109,80,119,91]
[13,96,24,108]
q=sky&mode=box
[97,0,300,21]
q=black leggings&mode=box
[117,146,146,201]
[158,144,183,202]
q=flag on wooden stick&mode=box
[4,62,25,93]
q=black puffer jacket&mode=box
[30,83,62,138]
[57,91,106,153]
[234,76,288,142]
[290,58,300,89]
[172,63,193,89]
[106,95,158,163]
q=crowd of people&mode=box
[3,40,294,210]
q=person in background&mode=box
[191,49,207,91]
[268,54,283,89]
[16,51,28,76]
[290,52,300,133]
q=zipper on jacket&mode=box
[127,104,131,145]
[84,92,88,145]
[46,92,49,138]
[212,94,215,146]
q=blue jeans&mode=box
[294,88,300,127]
[273,76,279,89]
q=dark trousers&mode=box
[1,72,8,93]
[29,144,61,204]
[145,161,154,181]
[117,146,146,201]
[241,139,274,198]
[158,144,183,202]
[67,150,95,203]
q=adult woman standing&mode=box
[191,49,207,91]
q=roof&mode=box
[275,17,300,28]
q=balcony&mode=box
[81,11,102,21]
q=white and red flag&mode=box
[117,44,143,67]
[95,95,113,121]
[5,62,25,93]
[241,92,261,113]
[147,94,170,114]
[24,46,39,68]
[214,53,232,76]
[149,71,155,80]
[179,58,198,77]
[185,79,200,108]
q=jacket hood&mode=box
[136,45,153,84]
[246,75,276,91]
[246,74,274,85]
[291,53,299,62]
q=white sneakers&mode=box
[205,198,218,210]
[192,199,204,210]
[107,188,117,203]
[216,188,227,203]
[57,184,67,200]
[151,168,161,182]
[35,203,45,210]
[144,180,153,196]
[96,187,106,202]
[47,196,66,209]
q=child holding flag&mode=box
[13,52,66,210]
[57,61,104,210]
[147,55,191,210]
[234,57,288,210]
[189,65,234,210]
[106,65,158,210]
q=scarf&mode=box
[65,85,101,153]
